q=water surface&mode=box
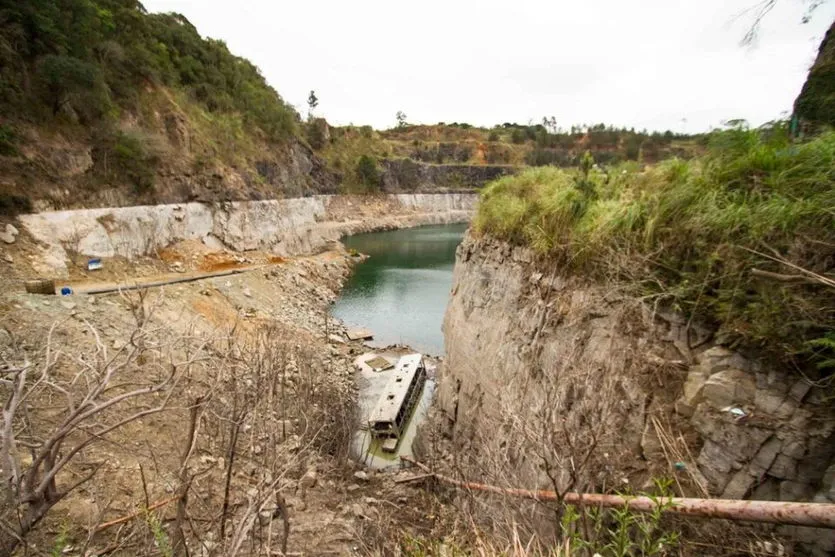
[332,223,467,355]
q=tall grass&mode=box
[474,127,835,370]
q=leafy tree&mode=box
[741,0,829,45]
[35,54,105,117]
[542,115,558,134]
[396,110,407,128]
[307,89,318,117]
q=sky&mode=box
[140,0,835,133]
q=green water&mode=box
[332,223,467,355]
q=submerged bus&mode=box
[368,354,426,453]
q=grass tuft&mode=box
[474,126,835,370]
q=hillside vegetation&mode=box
[0,0,296,139]
[475,125,835,371]
[0,1,708,208]
[324,121,703,172]
[0,0,342,210]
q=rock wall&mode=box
[438,232,835,549]
[793,20,835,131]
[19,193,477,276]
[379,159,516,192]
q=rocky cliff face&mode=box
[379,159,515,192]
[19,193,477,277]
[793,20,835,131]
[438,232,835,548]
[1,128,340,212]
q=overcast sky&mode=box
[141,0,834,132]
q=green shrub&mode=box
[98,130,162,194]
[510,128,526,144]
[0,124,17,156]
[305,118,328,150]
[0,193,33,216]
[475,127,835,370]
[355,154,381,191]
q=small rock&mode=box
[2,253,12,263]
[353,470,370,482]
[0,224,19,244]
[300,468,318,489]
[60,301,76,310]
[242,288,252,298]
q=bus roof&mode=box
[369,354,424,424]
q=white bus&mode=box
[368,354,426,452]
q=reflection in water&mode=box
[331,223,467,355]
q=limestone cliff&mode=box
[19,193,477,277]
[437,232,835,548]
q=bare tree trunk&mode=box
[172,397,204,556]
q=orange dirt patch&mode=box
[157,247,185,264]
[197,252,246,272]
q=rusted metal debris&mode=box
[400,456,835,529]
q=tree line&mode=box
[0,0,298,140]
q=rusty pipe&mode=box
[400,456,835,529]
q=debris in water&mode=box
[365,356,393,372]
[347,328,374,341]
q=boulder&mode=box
[769,454,798,480]
[820,464,835,502]
[299,467,318,489]
[164,111,191,151]
[47,147,93,177]
[0,223,19,244]
[750,437,782,475]
[754,389,786,416]
[701,368,756,409]
[680,367,709,408]
[722,468,757,499]
[779,480,813,501]
[697,440,736,493]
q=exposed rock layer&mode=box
[438,232,835,550]
[379,159,515,192]
[19,193,476,277]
